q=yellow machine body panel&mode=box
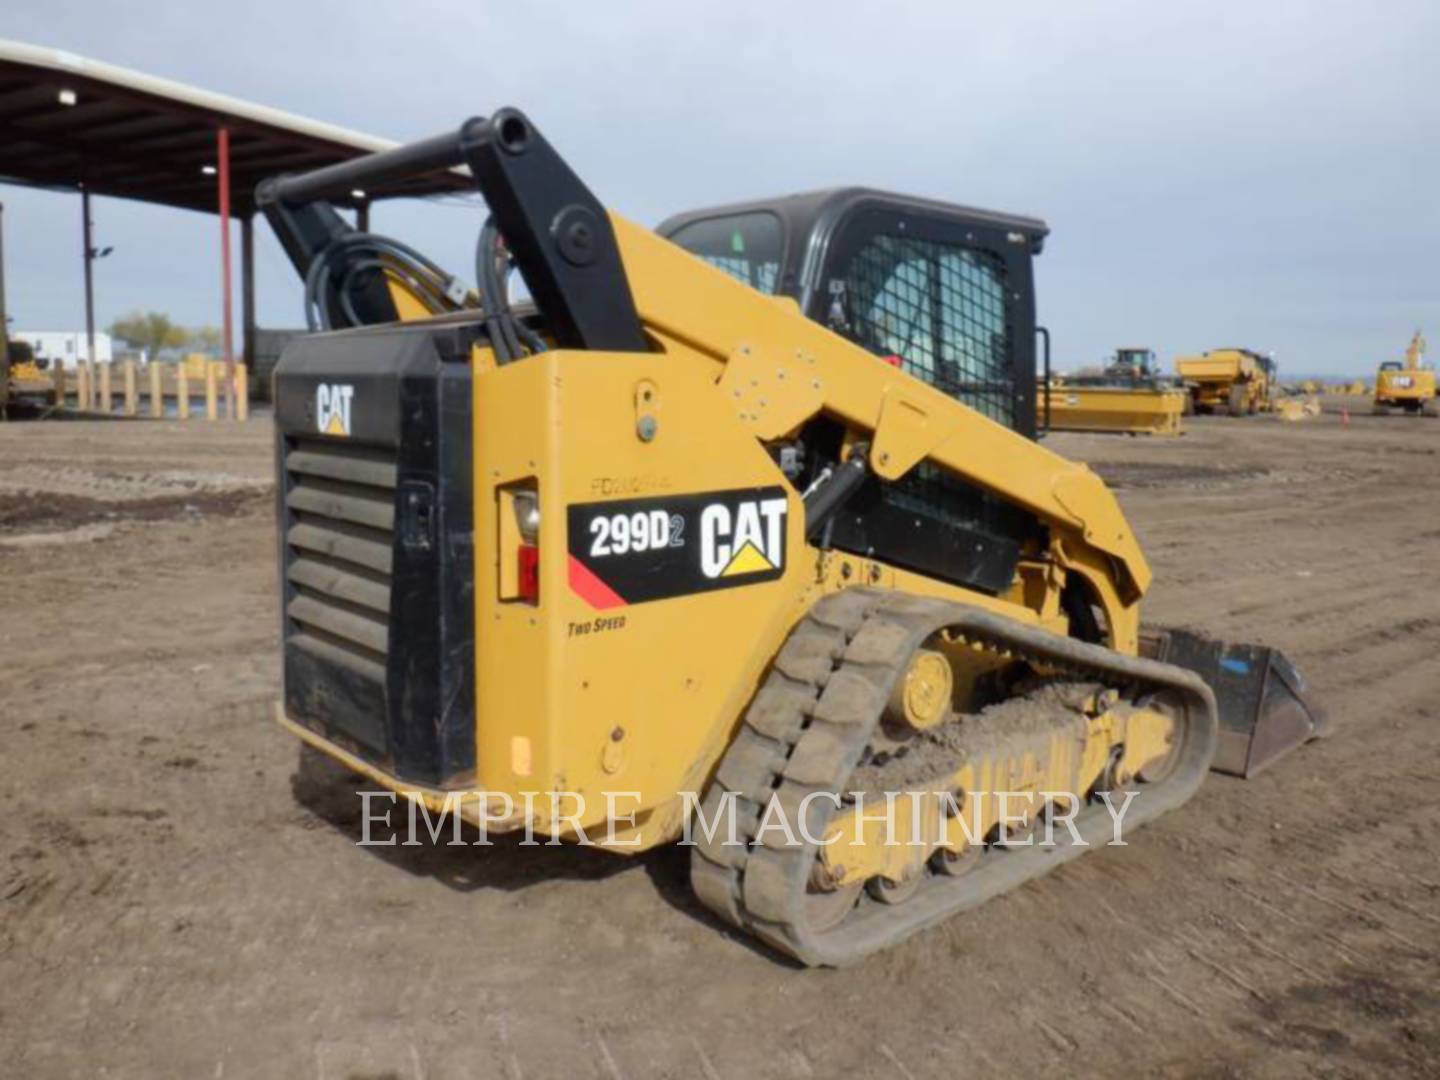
[611,218,1152,603]
[1175,351,1256,383]
[472,346,820,845]
[473,348,1061,846]
[446,216,1156,848]
[1040,380,1185,436]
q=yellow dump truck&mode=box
[1174,348,1275,415]
[1373,332,1435,416]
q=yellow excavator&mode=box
[258,109,1325,965]
[1373,331,1436,416]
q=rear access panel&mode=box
[274,323,475,787]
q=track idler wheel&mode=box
[883,648,953,736]
[805,852,863,931]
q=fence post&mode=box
[149,363,164,419]
[52,361,65,408]
[98,361,112,415]
[234,363,249,422]
[204,362,219,421]
[176,363,190,420]
[123,360,138,417]
[77,362,90,412]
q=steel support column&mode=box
[82,187,96,375]
[241,213,256,378]
[217,126,234,419]
[0,202,8,340]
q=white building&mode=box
[12,330,116,367]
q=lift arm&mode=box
[256,108,649,353]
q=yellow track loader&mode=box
[259,109,1325,965]
[1373,331,1436,416]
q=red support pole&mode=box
[217,126,235,419]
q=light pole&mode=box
[1,201,8,419]
[1,201,8,347]
[81,187,113,370]
[81,189,114,411]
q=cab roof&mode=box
[657,186,1049,255]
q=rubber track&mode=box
[689,588,1219,966]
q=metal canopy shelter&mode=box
[0,38,471,409]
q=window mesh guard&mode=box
[842,235,1014,427]
[700,255,779,294]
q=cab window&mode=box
[667,212,783,294]
[839,233,1013,427]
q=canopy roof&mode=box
[0,39,472,215]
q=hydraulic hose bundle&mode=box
[299,215,544,366]
[301,230,463,332]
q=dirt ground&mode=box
[2,408,1437,1079]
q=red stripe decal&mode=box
[567,555,628,610]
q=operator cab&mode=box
[659,189,1048,439]
[1112,348,1159,378]
[661,190,1051,597]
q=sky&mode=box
[1,1,1436,376]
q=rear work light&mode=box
[517,543,540,603]
[499,484,540,604]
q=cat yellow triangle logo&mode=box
[720,540,774,576]
[316,383,355,437]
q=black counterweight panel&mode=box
[274,323,475,786]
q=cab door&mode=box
[810,203,1038,438]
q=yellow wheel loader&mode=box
[259,109,1325,966]
[1373,331,1436,416]
[1021,348,1185,436]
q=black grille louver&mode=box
[283,437,397,685]
[273,324,476,787]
